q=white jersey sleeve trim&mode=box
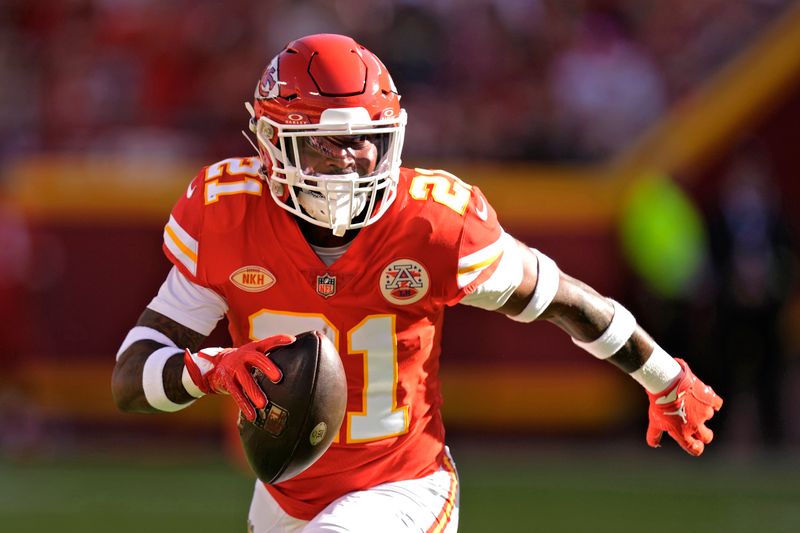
[147,266,228,336]
[142,346,192,412]
[460,232,523,310]
[164,215,199,276]
[456,233,505,290]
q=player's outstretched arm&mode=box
[112,308,206,414]
[497,241,723,456]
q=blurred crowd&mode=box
[0,0,791,164]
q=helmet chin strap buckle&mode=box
[328,197,361,237]
[331,221,348,237]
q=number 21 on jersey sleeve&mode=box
[250,310,409,444]
[203,157,262,205]
[409,168,471,214]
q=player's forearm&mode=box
[502,245,679,393]
[542,272,657,373]
[111,309,206,413]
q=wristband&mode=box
[182,347,226,397]
[509,249,559,323]
[182,366,205,398]
[572,299,636,359]
[631,344,682,394]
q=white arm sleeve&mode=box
[147,266,228,336]
[459,232,524,311]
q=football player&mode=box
[112,34,723,532]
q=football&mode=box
[237,330,347,484]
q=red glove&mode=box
[184,335,295,422]
[646,358,723,456]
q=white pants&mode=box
[247,450,460,533]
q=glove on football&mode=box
[184,335,295,422]
[646,358,723,456]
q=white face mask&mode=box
[251,107,407,237]
[296,173,368,237]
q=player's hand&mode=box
[646,358,723,456]
[184,335,295,421]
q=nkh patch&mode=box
[316,273,337,298]
[380,259,429,305]
[229,265,276,292]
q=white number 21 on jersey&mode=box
[249,310,409,443]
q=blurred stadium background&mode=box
[2,0,800,531]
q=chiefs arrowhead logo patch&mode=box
[229,266,276,292]
[380,259,429,305]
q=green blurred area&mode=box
[619,173,707,299]
[2,446,799,533]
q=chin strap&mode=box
[331,220,348,237]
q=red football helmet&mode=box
[248,34,407,236]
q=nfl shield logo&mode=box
[316,274,337,298]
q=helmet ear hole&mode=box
[270,181,287,200]
[256,121,276,144]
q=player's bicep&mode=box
[134,307,207,352]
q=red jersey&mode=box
[162,157,503,519]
